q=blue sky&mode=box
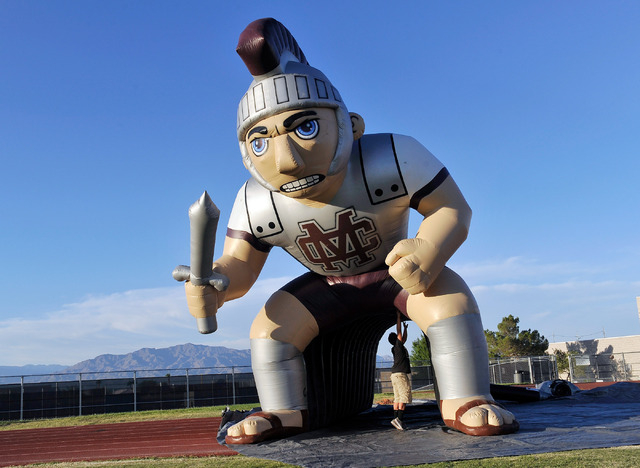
[1,1,638,366]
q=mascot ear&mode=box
[350,113,365,140]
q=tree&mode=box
[552,348,578,380]
[410,333,431,365]
[484,315,549,358]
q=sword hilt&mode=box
[172,265,229,334]
[172,265,230,290]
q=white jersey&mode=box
[227,133,448,277]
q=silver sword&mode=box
[172,191,229,334]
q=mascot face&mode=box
[244,107,342,201]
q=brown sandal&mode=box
[225,410,308,445]
[442,399,519,436]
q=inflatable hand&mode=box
[385,238,438,295]
[183,273,228,333]
[185,281,220,315]
[174,264,229,334]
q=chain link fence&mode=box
[488,356,558,385]
[376,360,434,394]
[0,367,255,421]
[567,351,640,383]
[3,353,637,421]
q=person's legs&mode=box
[390,373,411,430]
[391,374,400,421]
[397,402,406,419]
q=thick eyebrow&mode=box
[283,110,317,129]
[247,126,268,138]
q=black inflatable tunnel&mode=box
[303,308,399,430]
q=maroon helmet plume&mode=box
[236,18,308,76]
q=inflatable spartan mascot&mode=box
[180,18,519,443]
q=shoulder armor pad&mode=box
[244,180,284,239]
[358,134,408,205]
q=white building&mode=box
[548,335,640,355]
[548,335,640,382]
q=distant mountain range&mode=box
[1,343,392,381]
[64,343,253,374]
[0,364,69,377]
[0,344,251,380]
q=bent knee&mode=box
[407,267,480,329]
[250,290,319,350]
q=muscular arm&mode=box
[212,235,269,305]
[386,175,471,295]
[185,234,268,320]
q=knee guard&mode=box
[426,313,491,400]
[250,338,308,411]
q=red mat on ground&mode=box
[0,417,237,467]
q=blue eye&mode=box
[250,138,268,156]
[294,120,319,140]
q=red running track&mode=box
[0,417,237,467]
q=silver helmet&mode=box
[236,18,352,191]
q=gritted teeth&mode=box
[280,175,325,193]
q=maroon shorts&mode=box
[280,269,409,333]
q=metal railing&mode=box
[376,360,434,394]
[3,353,636,421]
[567,351,640,383]
[3,363,434,421]
[0,366,255,421]
[488,355,558,385]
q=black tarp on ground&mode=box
[220,382,640,468]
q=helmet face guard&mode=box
[236,18,352,191]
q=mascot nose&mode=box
[274,135,304,174]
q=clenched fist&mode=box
[184,282,223,319]
[385,238,439,295]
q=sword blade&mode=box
[188,191,220,286]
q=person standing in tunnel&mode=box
[389,312,412,430]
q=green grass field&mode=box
[9,446,640,468]
[3,395,639,467]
